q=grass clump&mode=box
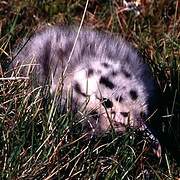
[0,0,180,179]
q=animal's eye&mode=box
[102,98,113,108]
[120,112,129,117]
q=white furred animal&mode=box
[12,25,161,157]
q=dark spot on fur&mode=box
[99,76,115,89]
[120,112,129,117]
[74,82,87,97]
[121,69,131,78]
[115,96,123,103]
[87,68,94,77]
[111,71,118,76]
[101,62,110,68]
[129,90,138,100]
[102,98,113,108]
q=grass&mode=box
[0,0,180,179]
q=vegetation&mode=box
[0,0,179,179]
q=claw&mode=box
[140,124,161,158]
[153,143,161,158]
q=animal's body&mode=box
[12,25,161,157]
